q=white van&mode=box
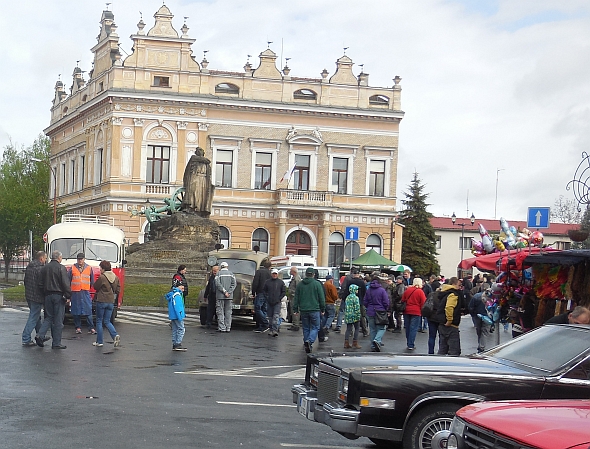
[277,266,340,289]
[270,255,316,267]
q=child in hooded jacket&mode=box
[344,284,362,349]
[168,283,186,351]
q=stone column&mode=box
[176,121,187,182]
[110,117,123,178]
[276,211,286,256]
[132,118,144,181]
[319,213,331,266]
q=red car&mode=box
[448,399,590,449]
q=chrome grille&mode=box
[464,424,534,449]
[317,371,339,405]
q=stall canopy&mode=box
[341,249,399,272]
[523,249,590,266]
[458,247,557,273]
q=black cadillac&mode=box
[292,324,590,449]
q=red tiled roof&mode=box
[430,216,578,237]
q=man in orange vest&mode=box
[69,253,96,334]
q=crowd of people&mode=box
[21,253,590,354]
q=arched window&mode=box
[367,234,382,254]
[63,106,69,114]
[293,89,317,100]
[369,94,389,105]
[219,226,230,249]
[252,228,269,253]
[215,83,239,95]
[329,232,345,267]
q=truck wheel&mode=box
[402,403,460,449]
[199,306,207,325]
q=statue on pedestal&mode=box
[181,147,215,218]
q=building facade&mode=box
[43,5,405,267]
[432,216,577,277]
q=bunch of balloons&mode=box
[471,217,544,256]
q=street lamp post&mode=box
[451,212,476,272]
[31,157,57,224]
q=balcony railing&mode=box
[276,189,333,207]
[145,184,172,195]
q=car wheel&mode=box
[403,403,461,449]
[199,306,207,325]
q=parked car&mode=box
[292,324,590,449]
[448,399,590,449]
[198,248,269,324]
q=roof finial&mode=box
[76,60,80,67]
[247,54,251,63]
[343,47,349,55]
[184,16,189,24]
[359,64,364,73]
[106,2,111,11]
[203,50,209,58]
[139,11,143,20]
[267,41,273,49]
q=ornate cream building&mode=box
[44,5,405,267]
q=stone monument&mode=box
[124,148,219,288]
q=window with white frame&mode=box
[219,226,230,249]
[435,235,442,249]
[254,152,272,190]
[460,237,472,250]
[252,228,269,253]
[146,145,170,184]
[331,157,348,194]
[368,159,385,196]
[329,232,345,267]
[215,150,233,187]
[366,234,382,254]
[293,154,310,191]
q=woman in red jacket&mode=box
[401,277,427,350]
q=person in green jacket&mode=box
[293,267,326,353]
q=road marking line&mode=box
[280,445,359,448]
[217,401,295,408]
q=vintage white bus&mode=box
[44,214,126,317]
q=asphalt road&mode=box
[1,305,510,449]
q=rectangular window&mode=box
[332,157,348,194]
[254,152,272,190]
[96,148,103,184]
[70,160,75,193]
[61,162,66,195]
[369,160,385,196]
[80,155,85,190]
[153,76,170,87]
[146,145,170,184]
[436,235,442,249]
[293,154,310,191]
[460,237,472,250]
[215,150,233,187]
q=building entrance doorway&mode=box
[286,230,312,255]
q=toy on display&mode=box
[471,218,545,257]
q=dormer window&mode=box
[294,89,317,100]
[215,83,239,95]
[369,95,389,105]
[153,76,170,88]
[82,94,88,102]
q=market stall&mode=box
[340,249,400,273]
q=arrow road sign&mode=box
[345,226,359,241]
[527,207,550,229]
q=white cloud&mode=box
[1,0,589,223]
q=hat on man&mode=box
[396,275,403,281]
[350,268,359,275]
[220,262,228,268]
[325,274,334,280]
[271,268,279,274]
[77,253,85,259]
[305,267,315,277]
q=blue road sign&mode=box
[345,226,359,241]
[527,207,550,229]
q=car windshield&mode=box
[218,259,257,277]
[483,325,590,373]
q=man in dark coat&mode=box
[21,251,47,346]
[263,268,286,337]
[252,259,272,332]
[35,250,71,349]
[203,265,219,328]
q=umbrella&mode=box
[391,264,412,272]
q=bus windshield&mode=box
[51,238,119,263]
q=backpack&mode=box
[421,291,438,318]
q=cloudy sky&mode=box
[1,0,589,223]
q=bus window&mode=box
[51,238,84,259]
[85,239,118,263]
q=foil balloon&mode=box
[478,313,493,325]
[499,217,516,248]
[479,224,494,253]
[530,231,544,247]
[471,239,484,252]
[494,240,505,252]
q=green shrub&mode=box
[1,285,25,301]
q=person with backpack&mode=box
[364,275,390,352]
[422,288,441,354]
[167,282,186,351]
[433,276,463,356]
[92,260,120,349]
[343,284,361,349]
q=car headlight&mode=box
[338,377,349,401]
[310,364,319,386]
[447,434,458,449]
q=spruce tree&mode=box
[398,172,440,276]
[579,205,590,249]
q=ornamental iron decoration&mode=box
[567,151,590,210]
